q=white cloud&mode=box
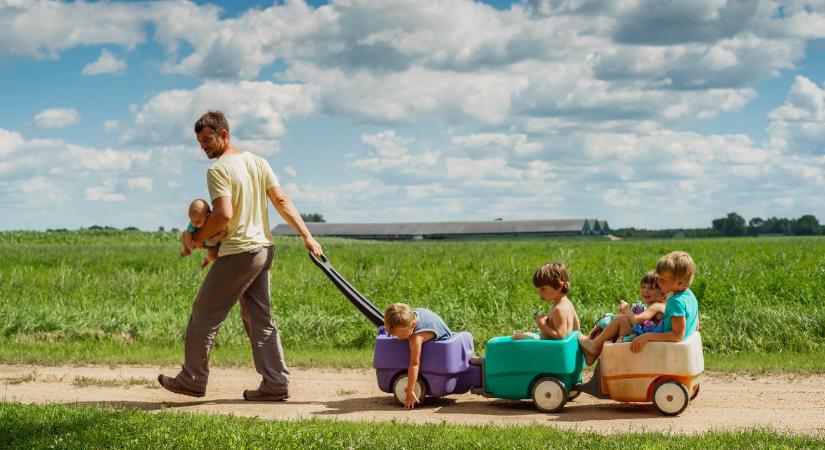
[120,81,318,145]
[767,76,825,155]
[85,179,126,202]
[452,133,543,157]
[126,177,153,192]
[82,49,126,75]
[103,120,121,132]
[31,108,80,129]
[0,128,24,158]
[283,165,297,177]
[67,145,149,171]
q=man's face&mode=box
[196,127,225,159]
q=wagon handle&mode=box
[308,251,385,327]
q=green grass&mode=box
[1,403,822,449]
[1,230,824,373]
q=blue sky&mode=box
[1,0,824,231]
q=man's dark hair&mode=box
[194,110,230,135]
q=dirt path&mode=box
[2,365,824,435]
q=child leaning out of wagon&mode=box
[383,303,453,410]
[511,261,581,341]
[579,251,699,364]
[579,270,666,365]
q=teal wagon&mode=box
[472,331,586,412]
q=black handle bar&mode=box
[309,252,385,327]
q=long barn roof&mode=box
[273,219,603,238]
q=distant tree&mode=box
[301,213,326,223]
[712,212,746,236]
[792,215,822,235]
[748,217,764,236]
[494,217,503,221]
[158,226,165,232]
[722,212,746,236]
[124,226,140,232]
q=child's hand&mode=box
[618,300,629,313]
[630,333,650,353]
[180,247,192,257]
[404,389,419,410]
[535,314,548,328]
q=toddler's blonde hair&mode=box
[384,303,416,332]
[655,251,696,285]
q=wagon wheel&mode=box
[652,379,689,416]
[392,374,427,406]
[531,377,567,413]
[690,383,700,401]
[567,390,581,401]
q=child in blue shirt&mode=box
[631,251,699,353]
[383,303,453,410]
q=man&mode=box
[158,110,323,401]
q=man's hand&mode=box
[304,236,323,257]
[631,333,650,353]
[404,389,420,410]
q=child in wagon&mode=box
[511,261,581,341]
[579,251,699,363]
[383,303,453,410]
[579,270,666,365]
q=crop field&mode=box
[1,230,823,370]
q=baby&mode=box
[180,198,227,268]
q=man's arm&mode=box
[192,196,232,244]
[267,186,322,256]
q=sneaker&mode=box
[469,355,485,366]
[157,374,205,398]
[243,389,289,402]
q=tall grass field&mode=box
[1,230,823,371]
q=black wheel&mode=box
[690,383,700,401]
[531,377,567,413]
[392,374,427,406]
[652,379,689,416]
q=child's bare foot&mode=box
[180,248,191,257]
[577,335,600,366]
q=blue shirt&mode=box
[661,288,698,338]
[413,307,453,341]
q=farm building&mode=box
[272,219,610,240]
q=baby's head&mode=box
[532,262,570,302]
[384,303,416,340]
[639,270,664,304]
[188,199,211,228]
[655,251,696,294]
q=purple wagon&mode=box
[310,253,482,404]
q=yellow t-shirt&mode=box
[206,151,279,257]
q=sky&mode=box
[1,0,825,231]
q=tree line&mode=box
[613,213,822,238]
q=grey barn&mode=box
[272,219,610,240]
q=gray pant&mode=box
[175,246,289,394]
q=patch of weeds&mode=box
[72,376,159,389]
